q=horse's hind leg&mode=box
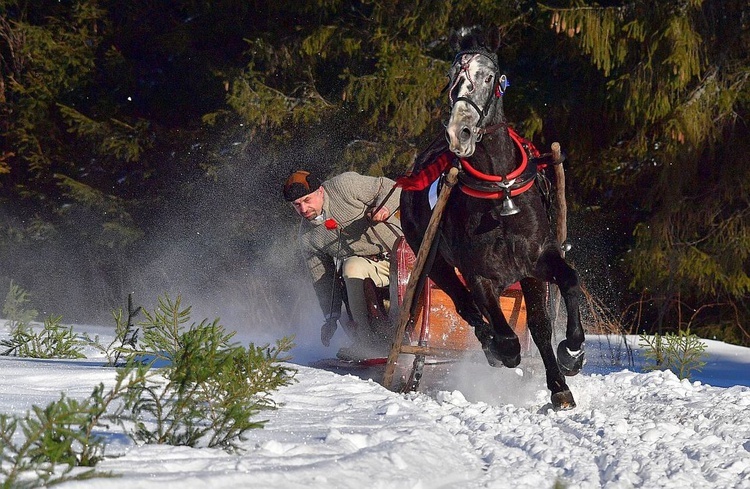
[427,255,486,329]
[535,247,585,376]
[520,277,576,410]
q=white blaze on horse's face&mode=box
[446,53,498,158]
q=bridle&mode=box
[447,50,508,134]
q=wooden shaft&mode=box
[383,167,459,389]
[551,142,567,257]
[550,142,567,332]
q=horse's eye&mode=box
[485,75,493,84]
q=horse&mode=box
[399,25,585,410]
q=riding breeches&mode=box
[341,255,390,342]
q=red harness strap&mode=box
[395,152,453,190]
[460,127,532,183]
[395,127,543,197]
[458,127,543,199]
[459,176,536,199]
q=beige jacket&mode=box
[298,172,402,319]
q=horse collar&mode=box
[456,128,538,200]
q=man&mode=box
[283,169,402,358]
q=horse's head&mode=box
[445,26,507,158]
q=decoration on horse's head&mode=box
[445,25,511,158]
[446,25,509,107]
[495,74,509,97]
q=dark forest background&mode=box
[1,0,748,345]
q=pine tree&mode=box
[1,0,747,343]
[0,2,145,239]
[544,1,750,343]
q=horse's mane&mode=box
[412,133,449,173]
[450,26,500,68]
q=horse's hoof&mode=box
[474,326,521,368]
[557,340,585,376]
[551,390,576,411]
[489,336,521,368]
[481,347,504,368]
[501,354,521,368]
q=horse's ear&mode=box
[449,28,461,53]
[486,24,501,53]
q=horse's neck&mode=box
[477,127,517,175]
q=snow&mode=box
[1,325,750,489]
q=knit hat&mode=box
[282,170,321,201]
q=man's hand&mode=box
[321,318,338,347]
[367,206,390,223]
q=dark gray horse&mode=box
[399,26,585,410]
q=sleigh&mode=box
[325,137,569,394]
[342,235,530,393]
[341,140,571,394]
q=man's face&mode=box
[291,187,324,220]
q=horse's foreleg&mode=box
[536,248,585,376]
[469,276,521,368]
[520,277,576,410]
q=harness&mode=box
[395,128,559,212]
[457,126,541,200]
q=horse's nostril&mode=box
[460,127,471,142]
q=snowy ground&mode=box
[1,324,749,489]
